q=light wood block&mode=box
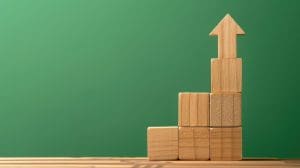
[210,93,241,127]
[178,93,209,127]
[179,127,209,160]
[211,58,242,93]
[210,127,242,161]
[147,126,178,161]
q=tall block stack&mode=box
[147,14,245,161]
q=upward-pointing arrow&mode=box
[210,14,245,59]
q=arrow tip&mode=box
[209,13,245,36]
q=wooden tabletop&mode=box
[0,157,299,168]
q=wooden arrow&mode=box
[210,14,245,59]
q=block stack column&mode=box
[147,14,245,161]
[178,92,210,160]
[209,14,245,161]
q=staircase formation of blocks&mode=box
[147,14,245,161]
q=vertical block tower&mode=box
[209,14,244,160]
[147,14,245,161]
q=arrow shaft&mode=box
[218,32,237,59]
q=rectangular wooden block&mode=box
[178,92,210,127]
[147,126,178,161]
[179,127,209,160]
[211,58,242,93]
[210,93,241,127]
[210,127,242,161]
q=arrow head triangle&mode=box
[209,14,245,36]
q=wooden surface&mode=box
[147,126,178,161]
[0,157,299,168]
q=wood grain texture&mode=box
[179,93,190,126]
[178,93,209,127]
[211,58,242,93]
[196,93,210,127]
[147,127,178,161]
[210,127,242,161]
[210,93,241,127]
[179,127,209,160]
[189,93,198,126]
[210,14,245,59]
[0,158,298,168]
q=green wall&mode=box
[0,0,299,158]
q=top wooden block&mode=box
[211,58,242,93]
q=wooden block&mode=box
[211,58,242,93]
[147,126,178,161]
[178,93,209,127]
[179,127,209,160]
[210,93,241,127]
[210,127,242,161]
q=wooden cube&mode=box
[211,58,242,93]
[178,93,209,127]
[147,126,178,160]
[210,93,241,127]
[179,127,209,160]
[210,127,242,161]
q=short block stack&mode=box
[147,14,245,161]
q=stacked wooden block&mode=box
[147,14,245,161]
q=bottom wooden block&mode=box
[147,126,178,161]
[210,127,242,161]
[179,127,209,160]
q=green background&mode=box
[0,0,299,158]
